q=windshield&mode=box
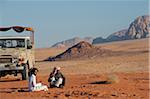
[0,39,25,48]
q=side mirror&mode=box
[27,39,32,49]
[27,44,32,49]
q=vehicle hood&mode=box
[0,48,27,58]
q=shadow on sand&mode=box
[0,78,21,82]
[0,87,29,93]
[89,81,111,84]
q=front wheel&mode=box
[21,64,28,80]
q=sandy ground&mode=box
[0,38,149,99]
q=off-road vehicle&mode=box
[0,26,35,80]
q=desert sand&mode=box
[0,38,149,99]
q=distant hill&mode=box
[51,15,150,47]
[93,29,128,44]
[51,37,93,48]
[48,41,112,61]
[106,29,128,41]
[92,15,150,44]
[92,37,107,44]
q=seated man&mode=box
[28,68,48,92]
[48,67,65,88]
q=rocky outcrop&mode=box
[48,41,112,61]
[51,37,93,48]
[126,15,150,39]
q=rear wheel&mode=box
[21,64,28,80]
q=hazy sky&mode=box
[0,0,149,48]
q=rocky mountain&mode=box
[51,37,93,48]
[92,37,107,44]
[106,29,128,41]
[125,15,150,39]
[51,15,149,46]
[93,29,128,44]
[48,41,112,61]
[92,15,150,44]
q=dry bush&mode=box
[106,73,119,84]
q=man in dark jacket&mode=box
[48,67,65,88]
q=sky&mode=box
[0,0,149,48]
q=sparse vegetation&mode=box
[106,73,119,84]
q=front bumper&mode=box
[0,63,24,71]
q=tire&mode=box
[21,64,28,80]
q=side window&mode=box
[12,40,17,47]
[0,40,4,48]
[17,39,25,47]
[5,40,12,47]
[27,39,32,49]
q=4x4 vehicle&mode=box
[0,26,35,80]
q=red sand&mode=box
[0,72,149,99]
[0,38,149,99]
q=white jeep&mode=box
[0,26,35,80]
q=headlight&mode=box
[12,58,18,63]
[19,57,25,61]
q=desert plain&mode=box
[0,38,149,99]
